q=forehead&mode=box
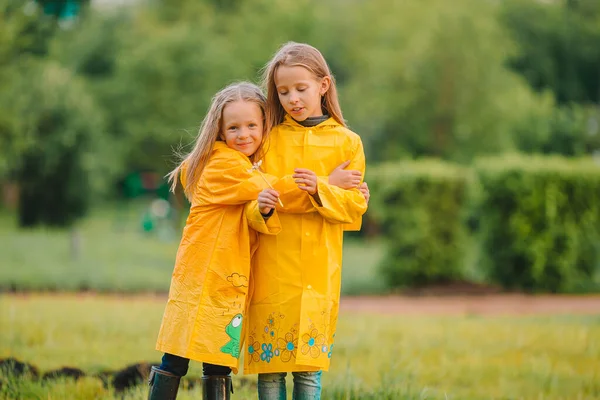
[274,65,317,86]
[222,100,263,123]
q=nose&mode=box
[237,127,249,139]
[289,91,299,104]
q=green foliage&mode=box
[501,0,600,104]
[0,207,383,295]
[340,0,547,162]
[0,0,56,177]
[368,160,470,287]
[475,154,600,292]
[2,61,111,227]
[515,104,600,157]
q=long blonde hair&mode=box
[262,42,346,131]
[166,82,267,199]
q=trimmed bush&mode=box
[475,154,600,292]
[368,160,470,287]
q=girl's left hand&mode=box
[293,168,318,195]
[359,182,370,204]
[258,189,280,214]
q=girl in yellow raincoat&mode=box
[148,81,362,400]
[244,43,369,399]
[149,82,285,400]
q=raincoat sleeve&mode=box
[245,201,282,235]
[198,150,278,205]
[308,139,368,225]
[271,176,317,213]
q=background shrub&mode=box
[475,154,600,292]
[368,160,470,288]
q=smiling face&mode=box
[220,100,264,157]
[274,65,331,122]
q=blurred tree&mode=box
[502,0,600,105]
[338,0,548,163]
[0,0,56,179]
[4,61,110,227]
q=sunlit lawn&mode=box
[1,294,599,399]
[0,206,385,295]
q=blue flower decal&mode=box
[261,343,274,363]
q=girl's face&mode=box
[220,100,264,157]
[274,65,331,121]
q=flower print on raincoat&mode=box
[244,116,368,374]
[155,141,281,374]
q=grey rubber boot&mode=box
[147,366,181,400]
[202,375,232,400]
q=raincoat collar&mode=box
[213,140,228,150]
[282,114,342,129]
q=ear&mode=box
[319,76,331,96]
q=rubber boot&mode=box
[147,366,181,400]
[202,375,232,400]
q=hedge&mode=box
[475,154,600,292]
[367,160,470,287]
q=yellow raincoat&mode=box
[244,116,368,374]
[155,141,281,373]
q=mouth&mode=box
[290,107,304,114]
[237,142,253,148]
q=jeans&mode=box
[158,353,232,377]
[258,371,322,400]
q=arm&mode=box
[245,200,282,235]
[271,175,317,213]
[308,140,368,225]
[272,162,363,213]
[198,151,277,205]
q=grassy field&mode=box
[1,294,599,399]
[0,206,386,295]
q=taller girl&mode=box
[245,42,368,399]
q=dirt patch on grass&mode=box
[5,291,600,316]
[340,293,600,315]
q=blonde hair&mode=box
[166,82,267,199]
[262,42,346,130]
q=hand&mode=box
[293,168,318,195]
[328,160,362,189]
[359,182,370,204]
[258,189,280,215]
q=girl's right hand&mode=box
[328,160,362,189]
[258,189,280,215]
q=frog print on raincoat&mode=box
[220,314,243,358]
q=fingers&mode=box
[258,189,280,209]
[333,160,351,170]
[297,184,317,195]
[358,182,370,203]
[292,173,316,180]
[293,168,317,176]
[261,188,279,197]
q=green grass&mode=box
[0,206,385,295]
[1,294,599,399]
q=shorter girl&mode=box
[149,82,282,400]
